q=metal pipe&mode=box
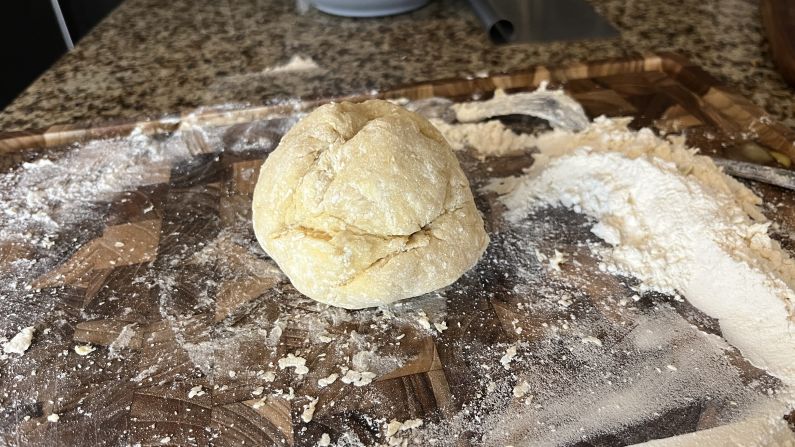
[50,0,74,50]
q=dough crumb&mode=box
[318,433,331,446]
[385,419,403,437]
[548,249,568,271]
[513,381,531,398]
[74,344,96,356]
[301,397,319,423]
[340,370,376,387]
[318,373,338,388]
[400,418,423,430]
[278,353,309,375]
[415,312,432,331]
[188,385,205,398]
[258,370,276,382]
[500,346,517,370]
[3,326,34,355]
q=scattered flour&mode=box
[500,345,517,370]
[581,336,603,347]
[108,324,136,357]
[430,84,589,158]
[491,117,795,384]
[512,381,531,398]
[262,55,320,74]
[475,115,795,445]
[3,93,794,446]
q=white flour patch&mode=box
[482,116,795,445]
[262,55,320,74]
[492,117,795,382]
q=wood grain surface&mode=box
[0,54,793,446]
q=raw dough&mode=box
[252,100,488,309]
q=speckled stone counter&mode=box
[1,0,793,131]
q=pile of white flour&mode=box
[489,117,795,385]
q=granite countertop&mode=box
[1,0,793,131]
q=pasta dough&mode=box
[252,100,488,309]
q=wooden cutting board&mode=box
[0,53,793,446]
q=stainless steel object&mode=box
[468,0,619,44]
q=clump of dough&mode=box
[252,100,489,309]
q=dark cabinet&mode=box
[61,0,124,43]
[0,0,123,113]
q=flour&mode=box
[3,94,793,445]
[499,345,517,370]
[262,55,320,74]
[416,306,787,446]
[481,116,795,444]
[491,117,795,384]
[108,324,136,357]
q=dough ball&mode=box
[252,99,489,309]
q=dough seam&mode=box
[334,227,434,288]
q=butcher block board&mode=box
[0,53,794,446]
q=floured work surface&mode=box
[1,55,795,446]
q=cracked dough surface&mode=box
[252,100,489,309]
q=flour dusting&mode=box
[490,117,795,383]
[263,55,320,74]
[2,93,794,446]
[478,115,795,445]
